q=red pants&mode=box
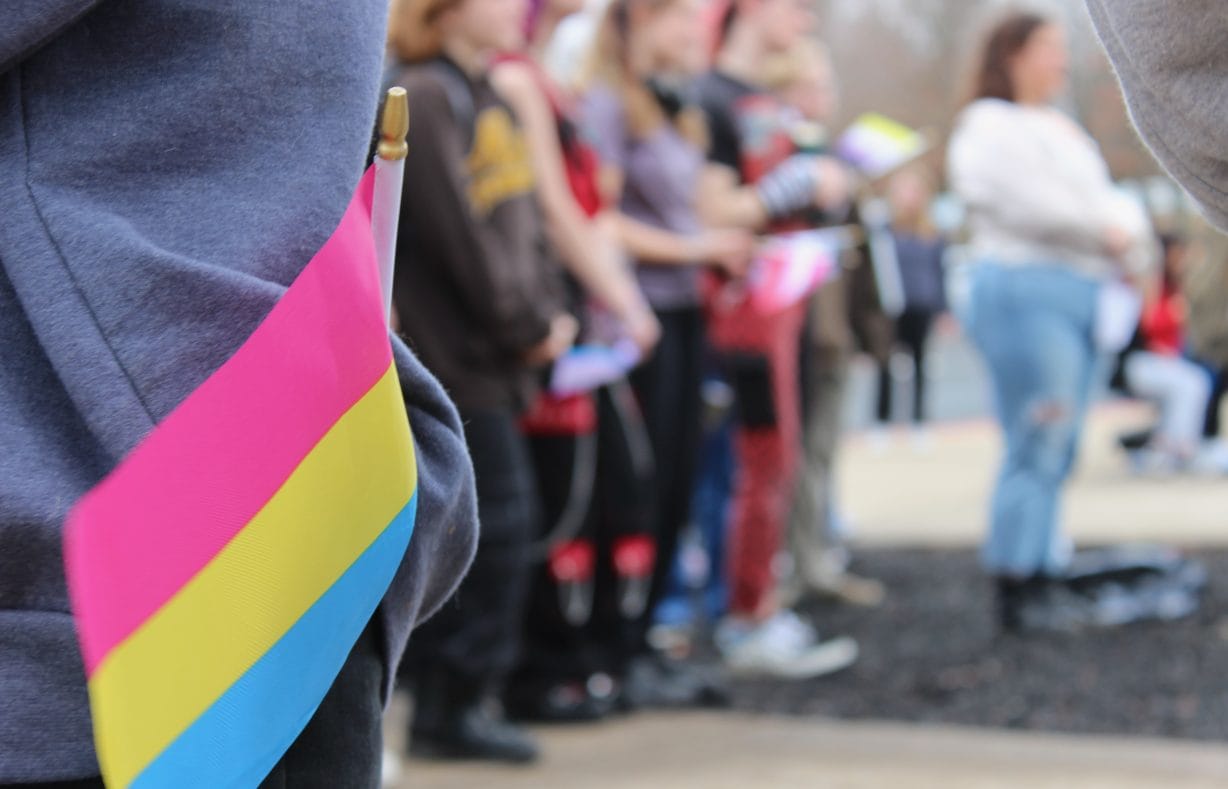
[709,298,806,618]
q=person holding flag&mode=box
[1,2,479,786]
[385,0,578,765]
[695,0,859,678]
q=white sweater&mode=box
[947,98,1155,278]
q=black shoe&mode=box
[410,671,540,764]
[504,675,615,724]
[410,703,540,764]
[621,652,731,711]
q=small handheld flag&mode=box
[64,96,415,787]
[549,340,642,397]
[835,113,932,183]
[747,229,844,314]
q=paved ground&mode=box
[391,332,1228,787]
[392,713,1228,788]
[841,383,1228,550]
[840,327,1228,547]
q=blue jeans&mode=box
[653,413,732,628]
[964,263,1101,578]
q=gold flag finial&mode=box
[377,87,409,161]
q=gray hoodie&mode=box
[1086,0,1228,232]
[0,1,478,781]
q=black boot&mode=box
[410,670,540,764]
[997,575,1050,634]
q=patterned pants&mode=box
[709,299,806,617]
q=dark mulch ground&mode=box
[728,548,1228,741]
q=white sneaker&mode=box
[716,611,858,680]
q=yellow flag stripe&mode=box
[89,365,414,786]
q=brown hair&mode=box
[972,12,1049,103]
[581,0,708,147]
[388,0,464,63]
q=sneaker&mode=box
[998,568,1203,635]
[716,611,858,679]
[409,702,540,764]
[810,571,888,608]
[621,652,730,711]
[790,548,887,608]
[1066,545,1207,593]
[504,676,612,725]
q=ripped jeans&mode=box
[964,262,1101,578]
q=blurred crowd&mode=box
[381,0,1220,771]
[8,0,1228,785]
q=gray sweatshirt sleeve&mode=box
[1086,0,1228,231]
[377,338,478,697]
[1,1,106,73]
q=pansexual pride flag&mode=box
[64,168,417,788]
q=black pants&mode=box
[259,619,384,788]
[516,383,655,683]
[628,306,705,648]
[403,408,538,686]
[1204,366,1227,438]
[18,619,385,789]
[876,309,934,425]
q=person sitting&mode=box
[1113,233,1222,473]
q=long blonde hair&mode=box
[580,0,707,147]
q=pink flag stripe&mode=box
[67,171,388,674]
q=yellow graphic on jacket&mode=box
[467,107,536,216]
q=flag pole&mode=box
[372,87,409,327]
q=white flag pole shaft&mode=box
[372,88,409,328]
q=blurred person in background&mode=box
[1114,233,1223,474]
[490,0,662,722]
[493,0,661,354]
[576,0,758,705]
[1,2,480,785]
[695,0,860,677]
[386,0,577,763]
[874,168,949,447]
[760,39,886,610]
[948,12,1202,634]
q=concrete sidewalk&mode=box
[391,396,1228,788]
[394,712,1228,788]
[841,401,1228,549]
